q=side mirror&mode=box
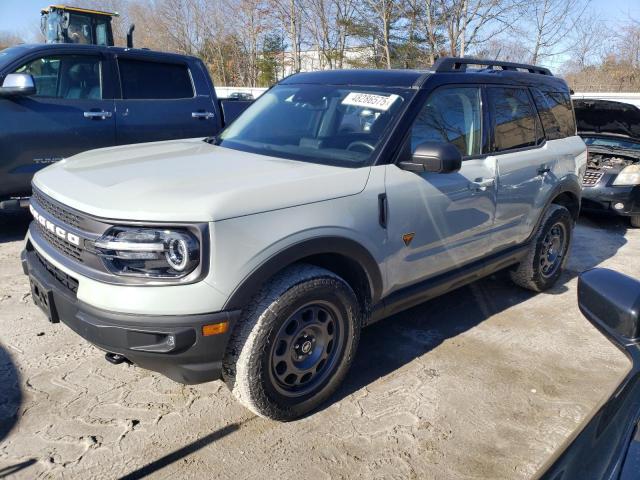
[0,73,37,97]
[399,142,462,174]
[578,268,640,346]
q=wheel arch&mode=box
[550,189,580,222]
[545,176,582,222]
[223,236,383,317]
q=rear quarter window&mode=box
[532,89,576,140]
[118,59,193,99]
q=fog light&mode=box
[614,202,625,210]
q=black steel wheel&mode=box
[223,264,360,421]
[269,302,346,397]
[539,222,567,278]
[510,204,573,292]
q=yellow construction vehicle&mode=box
[40,5,135,47]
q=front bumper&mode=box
[581,174,640,217]
[22,246,241,384]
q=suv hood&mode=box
[33,139,371,222]
[574,99,640,140]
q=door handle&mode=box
[84,111,112,120]
[192,111,215,119]
[469,178,495,192]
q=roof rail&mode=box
[431,57,552,76]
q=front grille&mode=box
[35,250,79,295]
[34,221,84,263]
[583,169,604,187]
[32,189,83,229]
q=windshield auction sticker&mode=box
[342,92,400,111]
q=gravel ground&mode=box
[0,211,635,479]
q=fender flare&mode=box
[223,236,383,310]
[527,175,582,244]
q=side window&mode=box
[410,87,482,157]
[532,89,576,139]
[14,55,102,99]
[488,87,540,152]
[118,59,193,99]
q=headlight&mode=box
[94,227,200,278]
[613,164,640,186]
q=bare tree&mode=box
[567,10,607,69]
[526,0,589,64]
[0,32,24,50]
[436,0,522,57]
[270,0,306,73]
[306,0,358,69]
[358,0,402,68]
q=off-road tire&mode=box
[510,204,573,292]
[630,216,640,228]
[222,264,360,421]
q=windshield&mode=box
[583,136,640,151]
[216,84,411,167]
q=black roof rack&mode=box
[432,57,552,76]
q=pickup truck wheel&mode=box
[630,216,640,228]
[510,204,573,292]
[222,264,360,421]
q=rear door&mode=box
[114,56,218,144]
[487,86,556,248]
[0,51,115,199]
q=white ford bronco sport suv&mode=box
[22,58,586,421]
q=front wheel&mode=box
[510,204,573,292]
[222,264,360,421]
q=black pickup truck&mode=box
[0,43,251,210]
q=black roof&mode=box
[280,69,428,88]
[281,57,568,91]
[1,43,197,62]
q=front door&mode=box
[384,86,497,293]
[0,53,115,198]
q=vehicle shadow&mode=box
[0,211,31,244]
[327,215,629,408]
[0,343,22,444]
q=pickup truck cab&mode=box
[22,58,586,421]
[0,43,249,210]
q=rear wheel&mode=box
[510,204,573,292]
[630,216,640,228]
[222,264,360,421]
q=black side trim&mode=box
[370,243,529,324]
[224,236,384,310]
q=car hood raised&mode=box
[574,99,640,140]
[33,139,371,222]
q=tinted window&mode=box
[15,55,102,99]
[488,87,539,152]
[411,87,482,156]
[118,59,193,99]
[532,89,576,140]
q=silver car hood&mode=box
[33,139,371,222]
